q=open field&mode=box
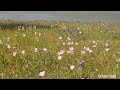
[0,20,120,79]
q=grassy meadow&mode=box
[0,20,120,79]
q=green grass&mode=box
[0,21,120,79]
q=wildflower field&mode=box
[0,20,120,79]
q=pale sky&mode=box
[0,11,120,22]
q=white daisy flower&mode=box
[13,47,16,49]
[7,44,11,49]
[67,42,71,45]
[105,43,109,47]
[60,50,65,54]
[35,32,37,35]
[105,48,110,51]
[59,37,62,40]
[22,33,26,37]
[67,51,70,54]
[95,69,98,71]
[81,50,86,55]
[81,78,85,79]
[58,55,62,60]
[35,48,38,53]
[39,33,41,36]
[84,47,90,51]
[116,59,120,62]
[69,47,74,51]
[92,40,96,44]
[13,52,17,57]
[57,50,65,55]
[21,50,25,55]
[62,42,65,45]
[70,65,75,70]
[66,37,71,41]
[39,71,45,77]
[43,48,47,52]
[67,50,74,55]
[89,50,93,53]
[18,28,21,30]
[79,31,82,34]
[75,43,78,45]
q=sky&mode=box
[0,11,120,22]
